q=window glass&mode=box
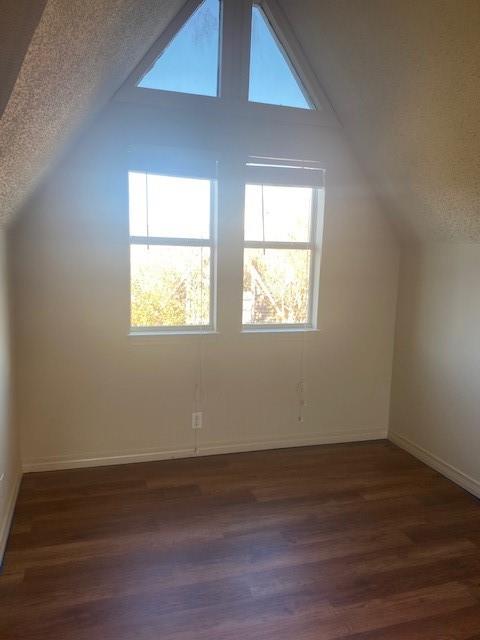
[138,0,221,97]
[243,248,311,325]
[244,184,312,242]
[249,5,312,109]
[129,171,214,331]
[242,178,319,328]
[129,173,211,239]
[131,245,211,328]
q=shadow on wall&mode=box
[390,243,480,489]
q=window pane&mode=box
[244,184,312,242]
[129,173,211,239]
[138,0,221,97]
[131,245,210,327]
[243,248,311,325]
[249,5,312,109]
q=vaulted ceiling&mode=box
[281,0,480,241]
[0,0,183,227]
[0,0,47,117]
[1,0,479,242]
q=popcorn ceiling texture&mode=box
[0,0,47,117]
[280,0,480,241]
[0,0,183,226]
[2,0,479,241]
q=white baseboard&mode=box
[0,470,22,565]
[389,431,480,500]
[22,430,387,473]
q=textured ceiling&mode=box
[280,0,480,241]
[0,0,183,226]
[0,0,47,117]
[2,0,479,241]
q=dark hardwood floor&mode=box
[1,440,480,639]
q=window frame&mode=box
[241,161,324,332]
[114,0,339,129]
[128,170,218,335]
[248,3,314,110]
[137,0,223,99]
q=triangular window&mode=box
[138,0,221,97]
[249,5,313,110]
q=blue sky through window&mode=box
[249,5,312,110]
[138,0,220,97]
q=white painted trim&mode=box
[22,430,387,473]
[124,0,204,89]
[114,0,340,129]
[389,432,480,500]
[195,431,387,455]
[115,86,338,128]
[260,0,336,118]
[0,470,22,565]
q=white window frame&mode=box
[114,0,339,128]
[128,162,218,335]
[118,0,334,337]
[241,159,324,332]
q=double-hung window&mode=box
[242,161,324,330]
[127,158,324,335]
[128,170,216,333]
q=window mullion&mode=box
[216,158,245,335]
[219,0,252,100]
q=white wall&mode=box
[390,244,480,497]
[0,229,19,560]
[11,102,399,471]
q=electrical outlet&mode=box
[0,473,4,483]
[192,411,203,429]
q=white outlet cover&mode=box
[192,412,203,429]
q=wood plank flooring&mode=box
[1,440,480,639]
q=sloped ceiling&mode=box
[0,0,47,117]
[280,0,480,241]
[0,0,183,226]
[2,0,479,241]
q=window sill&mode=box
[240,326,320,341]
[241,326,319,334]
[128,330,219,344]
[127,328,320,345]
